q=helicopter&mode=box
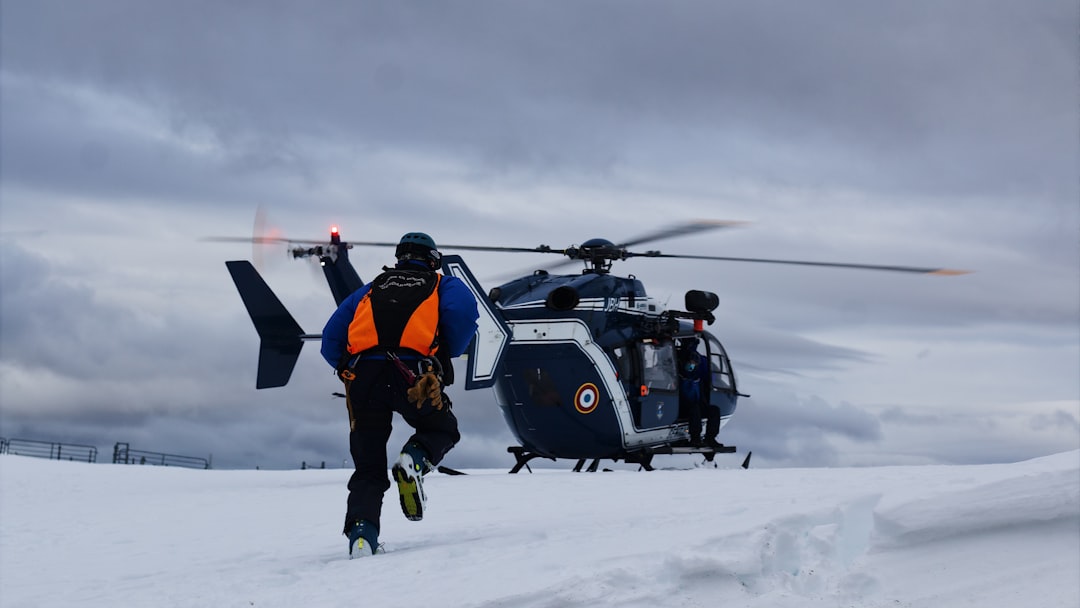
[213,221,968,472]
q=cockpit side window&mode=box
[709,351,730,389]
[703,333,736,392]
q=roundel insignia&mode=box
[574,383,600,414]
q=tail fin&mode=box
[441,255,511,390]
[225,261,309,389]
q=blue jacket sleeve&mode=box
[320,284,371,367]
[437,275,479,358]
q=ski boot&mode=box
[346,519,379,558]
[392,442,432,521]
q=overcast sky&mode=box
[1,0,1077,470]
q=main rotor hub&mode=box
[573,238,625,273]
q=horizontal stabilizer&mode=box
[226,261,305,389]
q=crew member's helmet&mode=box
[395,232,442,270]
[679,336,700,353]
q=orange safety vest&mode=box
[347,270,441,356]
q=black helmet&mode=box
[679,337,700,352]
[395,232,441,270]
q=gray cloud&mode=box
[3,1,1074,195]
[1,0,1076,470]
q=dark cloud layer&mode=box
[3,1,1075,197]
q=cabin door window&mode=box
[635,341,678,428]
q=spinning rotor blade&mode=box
[251,205,288,273]
[616,219,746,248]
[388,242,569,255]
[489,219,746,277]
[207,219,969,277]
[495,255,577,279]
[202,236,295,244]
[204,236,569,257]
[625,251,970,275]
[207,219,742,258]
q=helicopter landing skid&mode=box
[507,444,738,473]
[573,459,602,472]
[629,444,737,471]
[507,446,557,474]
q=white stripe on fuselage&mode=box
[500,297,659,317]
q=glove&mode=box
[407,372,443,409]
[336,355,356,383]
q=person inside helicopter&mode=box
[677,337,722,449]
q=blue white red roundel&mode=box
[574,383,599,414]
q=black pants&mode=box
[342,359,460,534]
[683,398,722,440]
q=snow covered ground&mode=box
[1,451,1077,608]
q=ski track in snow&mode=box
[1,452,1077,608]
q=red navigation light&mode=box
[330,225,339,236]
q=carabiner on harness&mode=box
[385,351,418,386]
